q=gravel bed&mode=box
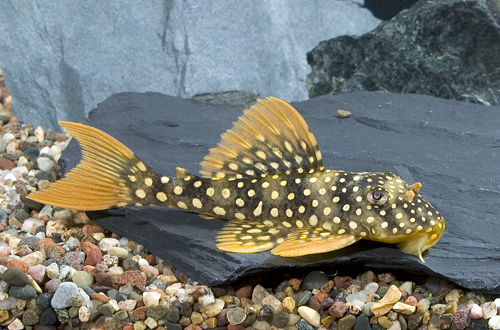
[0,71,499,330]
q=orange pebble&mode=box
[6,260,29,272]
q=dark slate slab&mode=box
[61,92,500,293]
[306,0,500,106]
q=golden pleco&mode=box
[28,97,445,261]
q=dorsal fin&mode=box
[200,97,324,179]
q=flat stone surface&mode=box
[306,0,500,106]
[61,92,500,293]
[0,0,379,130]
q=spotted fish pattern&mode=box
[28,97,445,261]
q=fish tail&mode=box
[28,121,162,210]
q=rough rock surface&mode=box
[61,92,500,293]
[306,0,500,105]
[0,0,380,130]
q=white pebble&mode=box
[8,237,21,248]
[2,133,15,142]
[49,145,62,157]
[108,247,129,259]
[145,317,158,329]
[120,299,137,312]
[7,318,23,330]
[143,291,161,307]
[495,298,500,307]
[11,166,28,176]
[46,220,67,237]
[4,173,17,182]
[298,306,321,327]
[490,316,500,330]
[387,320,401,330]
[46,263,59,279]
[166,283,182,296]
[347,291,368,303]
[481,301,497,319]
[16,156,29,167]
[98,238,120,251]
[39,146,50,155]
[79,306,90,322]
[364,282,379,294]
[133,321,147,330]
[37,157,56,172]
[21,218,45,233]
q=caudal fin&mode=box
[28,121,154,210]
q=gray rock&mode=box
[62,92,500,293]
[2,266,29,286]
[306,0,500,105]
[51,282,79,309]
[0,0,379,130]
[9,284,37,300]
[0,297,17,310]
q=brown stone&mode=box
[91,292,111,303]
[0,157,15,170]
[328,301,346,318]
[116,270,146,291]
[95,272,115,287]
[289,278,301,291]
[308,296,321,311]
[235,285,252,299]
[227,325,244,330]
[334,276,352,289]
[34,238,65,255]
[132,306,147,319]
[82,224,105,236]
[321,280,334,293]
[315,292,329,303]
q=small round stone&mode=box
[72,270,94,287]
[296,318,315,330]
[258,304,274,322]
[297,290,312,306]
[302,271,328,290]
[329,301,347,318]
[489,316,500,330]
[338,314,357,330]
[40,308,58,325]
[354,315,371,330]
[272,311,289,328]
[227,307,247,325]
[9,284,37,300]
[22,308,40,326]
[298,306,321,327]
[2,267,29,286]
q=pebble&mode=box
[296,318,315,330]
[481,301,497,319]
[297,290,312,306]
[72,270,94,286]
[489,316,500,330]
[347,291,368,303]
[302,270,328,290]
[252,284,270,303]
[298,306,321,327]
[143,291,161,306]
[371,285,402,316]
[452,308,471,330]
[9,284,37,299]
[393,302,416,315]
[354,315,371,330]
[338,314,357,330]
[2,266,29,286]
[329,300,347,318]
[0,297,17,310]
[227,307,247,325]
[51,282,79,309]
[471,303,484,319]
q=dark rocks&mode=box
[9,284,37,300]
[0,1,379,129]
[39,308,57,325]
[2,266,29,286]
[65,92,500,293]
[306,0,500,106]
[302,271,328,291]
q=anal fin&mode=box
[271,228,359,257]
[216,221,292,254]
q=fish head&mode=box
[354,172,445,262]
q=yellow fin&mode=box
[271,228,359,257]
[28,121,151,210]
[176,167,194,179]
[216,221,292,253]
[200,97,324,179]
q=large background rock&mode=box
[0,0,380,130]
[306,0,500,105]
[61,92,500,293]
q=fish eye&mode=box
[367,189,389,206]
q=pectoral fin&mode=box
[216,221,292,253]
[271,228,359,257]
